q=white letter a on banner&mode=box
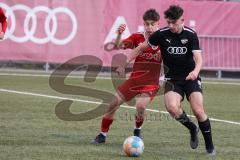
[104,16,130,44]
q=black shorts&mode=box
[164,76,202,101]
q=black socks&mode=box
[198,118,214,151]
[176,111,197,132]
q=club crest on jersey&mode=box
[181,39,188,44]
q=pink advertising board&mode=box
[0,0,239,69]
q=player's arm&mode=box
[186,32,202,81]
[193,51,202,75]
[186,51,202,81]
[126,30,161,63]
[116,29,160,75]
[126,41,149,63]
[115,24,134,49]
[116,41,149,76]
[115,24,125,48]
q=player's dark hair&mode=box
[143,9,160,21]
[164,5,184,20]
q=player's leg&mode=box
[92,92,124,144]
[134,93,151,138]
[164,81,199,149]
[185,77,215,155]
[188,92,215,155]
[101,91,125,133]
[92,79,137,144]
[164,91,197,133]
[164,91,183,117]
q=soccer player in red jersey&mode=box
[92,9,162,144]
[0,7,7,40]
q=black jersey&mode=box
[148,26,201,80]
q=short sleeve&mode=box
[148,30,161,48]
[122,34,137,49]
[191,32,201,51]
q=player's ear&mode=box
[181,17,184,23]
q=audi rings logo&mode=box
[0,3,77,45]
[167,46,187,55]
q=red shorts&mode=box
[117,72,159,101]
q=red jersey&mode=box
[122,32,162,81]
[0,7,7,33]
[117,32,162,101]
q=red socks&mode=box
[100,115,144,134]
[135,115,144,129]
[101,117,114,133]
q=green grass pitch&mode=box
[0,73,239,160]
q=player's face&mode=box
[143,20,159,36]
[166,16,184,34]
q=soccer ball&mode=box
[123,136,144,157]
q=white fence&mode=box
[199,35,240,72]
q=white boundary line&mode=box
[0,88,239,126]
[0,72,240,85]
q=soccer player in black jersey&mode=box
[126,5,215,156]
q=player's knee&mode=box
[165,102,179,111]
[108,102,119,111]
[106,98,120,114]
[110,100,118,107]
[110,95,122,106]
[166,107,178,117]
[136,102,146,110]
[136,105,146,115]
[192,107,206,120]
[165,102,181,117]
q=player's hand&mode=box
[117,24,126,34]
[116,65,125,76]
[0,32,5,40]
[186,70,198,81]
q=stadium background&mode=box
[1,0,240,78]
